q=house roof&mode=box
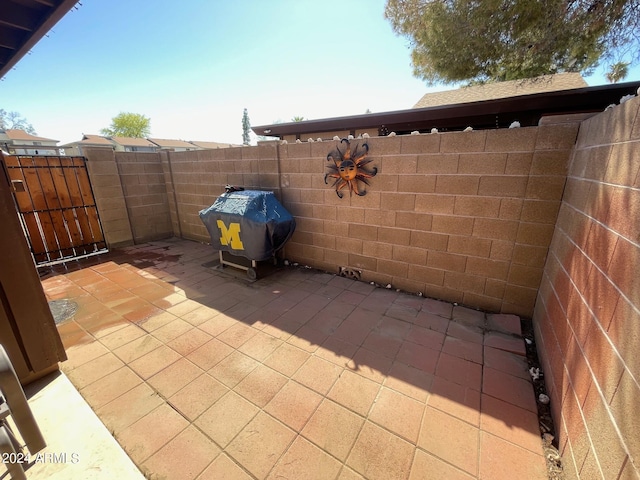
[189,140,241,149]
[0,0,77,79]
[413,73,588,108]
[148,138,197,149]
[59,134,115,148]
[1,129,58,142]
[252,80,640,138]
[109,136,157,148]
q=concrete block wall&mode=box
[281,127,575,317]
[114,152,173,243]
[167,143,281,243]
[83,148,133,247]
[533,96,640,479]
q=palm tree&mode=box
[606,62,630,83]
[291,116,305,122]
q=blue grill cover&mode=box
[199,190,296,261]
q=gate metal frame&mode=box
[1,154,108,266]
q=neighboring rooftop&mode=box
[189,140,241,149]
[110,136,158,148]
[148,138,199,149]
[0,129,58,143]
[413,73,588,109]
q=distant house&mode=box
[148,138,199,152]
[188,140,241,149]
[0,129,61,155]
[109,136,158,153]
[60,134,115,156]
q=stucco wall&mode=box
[533,96,640,479]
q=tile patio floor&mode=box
[41,238,548,480]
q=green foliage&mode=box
[385,0,640,85]
[0,109,36,134]
[291,116,305,122]
[242,108,251,145]
[606,61,630,82]
[101,112,151,138]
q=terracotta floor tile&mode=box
[217,322,258,348]
[385,304,419,323]
[79,366,142,409]
[226,412,296,479]
[370,387,425,443]
[196,453,253,480]
[480,394,542,454]
[435,352,483,390]
[421,298,453,318]
[376,316,412,339]
[263,343,310,377]
[479,431,548,480]
[123,303,164,323]
[268,435,342,480]
[195,391,259,447]
[117,403,189,464]
[483,345,530,380]
[113,334,163,363]
[482,367,537,413]
[452,306,485,328]
[128,344,181,379]
[142,425,220,480]
[442,336,484,364]
[167,328,213,356]
[427,376,481,427]
[99,324,147,350]
[327,370,380,416]
[315,336,358,367]
[332,319,372,346]
[96,382,165,433]
[287,325,329,353]
[306,310,345,335]
[419,406,480,476]
[347,421,414,480]
[152,318,195,343]
[237,330,282,361]
[178,304,218,325]
[302,398,364,462]
[396,341,440,374]
[208,350,259,388]
[347,347,393,383]
[168,374,228,422]
[234,364,288,407]
[198,313,237,337]
[186,337,234,371]
[484,331,526,356]
[91,320,129,340]
[265,380,323,431]
[361,331,403,359]
[292,355,342,394]
[65,352,124,388]
[414,310,450,333]
[62,341,110,371]
[486,313,522,336]
[152,291,187,309]
[147,357,204,398]
[447,321,484,344]
[410,449,474,480]
[384,362,434,402]
[78,310,128,336]
[405,324,445,350]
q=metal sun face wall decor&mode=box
[324,138,378,198]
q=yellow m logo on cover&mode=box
[217,220,245,250]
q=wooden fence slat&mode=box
[64,162,95,249]
[50,159,87,255]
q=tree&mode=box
[101,112,151,137]
[291,116,305,122]
[385,0,640,85]
[606,61,630,82]
[0,109,36,134]
[242,108,251,145]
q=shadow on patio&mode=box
[40,237,548,480]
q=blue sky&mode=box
[1,0,637,145]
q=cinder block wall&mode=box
[533,97,640,479]
[168,143,281,243]
[281,126,575,317]
[83,148,133,247]
[114,152,173,243]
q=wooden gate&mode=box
[2,154,107,265]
